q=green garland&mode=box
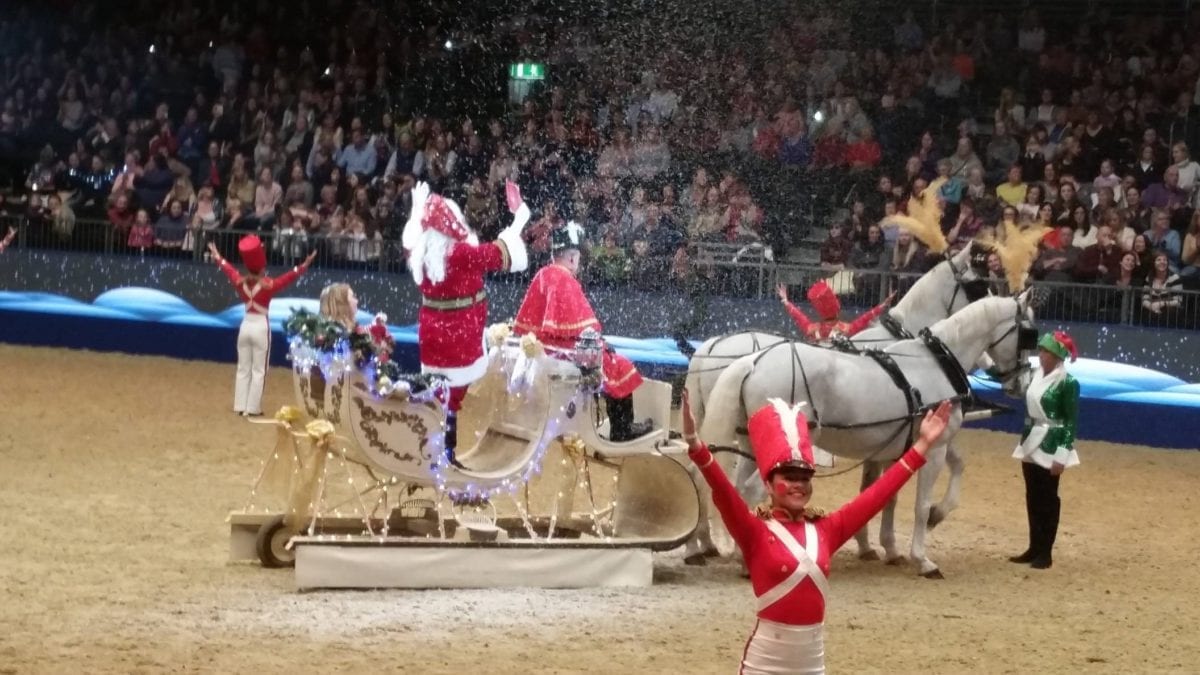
[285,308,444,396]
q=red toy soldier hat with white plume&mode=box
[421,194,470,241]
[748,399,817,482]
[807,280,841,320]
[238,235,267,274]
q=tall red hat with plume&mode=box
[748,399,816,483]
[238,235,267,274]
[807,280,841,320]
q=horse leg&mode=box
[910,444,947,579]
[854,462,883,561]
[928,440,965,530]
[880,489,904,564]
[683,463,715,565]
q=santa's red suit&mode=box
[513,262,643,399]
[688,400,926,673]
[402,182,530,414]
[215,235,311,415]
[783,280,890,342]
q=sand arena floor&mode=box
[1,344,1199,674]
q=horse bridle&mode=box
[879,251,989,342]
[983,303,1037,385]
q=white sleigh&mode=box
[231,331,699,582]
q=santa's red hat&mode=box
[421,194,470,241]
[748,399,816,482]
[807,280,840,320]
[238,235,267,274]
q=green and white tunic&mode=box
[1013,365,1081,470]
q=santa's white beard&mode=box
[410,228,478,286]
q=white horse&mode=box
[698,294,1036,578]
[682,243,991,563]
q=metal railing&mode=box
[2,215,1197,329]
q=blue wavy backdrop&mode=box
[1,287,1197,448]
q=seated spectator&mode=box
[778,117,813,168]
[947,137,983,179]
[134,155,176,216]
[946,198,984,251]
[996,165,1028,207]
[1142,165,1189,212]
[819,221,854,270]
[226,158,255,207]
[1110,251,1142,287]
[1141,252,1183,322]
[985,252,1007,295]
[1130,144,1163,190]
[253,166,283,226]
[1032,224,1080,282]
[1051,180,1084,225]
[1180,212,1200,285]
[1131,234,1154,278]
[845,126,882,171]
[107,193,136,245]
[1074,225,1121,283]
[1145,209,1183,271]
[631,125,671,181]
[597,128,634,179]
[688,186,724,242]
[1070,206,1098,248]
[1171,142,1200,195]
[986,122,1021,183]
[721,186,764,243]
[588,230,629,284]
[1091,159,1121,195]
[154,199,189,253]
[1016,184,1044,223]
[128,208,155,252]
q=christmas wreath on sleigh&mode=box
[284,308,446,402]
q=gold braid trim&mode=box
[754,502,828,521]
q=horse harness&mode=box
[741,331,975,452]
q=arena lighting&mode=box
[509,62,546,81]
[813,110,824,123]
[148,44,155,54]
[444,39,454,50]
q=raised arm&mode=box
[777,283,814,335]
[682,390,761,557]
[401,181,430,254]
[846,291,896,335]
[270,250,317,291]
[818,401,952,551]
[209,242,242,285]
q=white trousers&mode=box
[234,314,270,414]
[740,620,825,675]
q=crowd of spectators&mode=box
[0,1,1196,323]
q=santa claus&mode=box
[402,181,531,468]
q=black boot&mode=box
[606,394,635,442]
[444,414,469,470]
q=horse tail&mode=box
[700,354,755,448]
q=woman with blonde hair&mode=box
[319,283,359,330]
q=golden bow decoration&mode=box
[241,406,305,514]
[487,322,513,348]
[520,333,544,358]
[274,405,303,423]
[285,419,341,530]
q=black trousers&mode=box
[1022,461,1061,559]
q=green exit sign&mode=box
[509,62,546,81]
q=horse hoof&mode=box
[702,547,720,558]
[921,569,945,580]
[885,556,907,566]
[858,549,881,561]
[927,507,946,529]
[684,553,708,567]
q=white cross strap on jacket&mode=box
[758,520,830,612]
[240,280,269,314]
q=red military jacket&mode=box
[218,260,304,315]
[783,299,890,342]
[690,443,926,625]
